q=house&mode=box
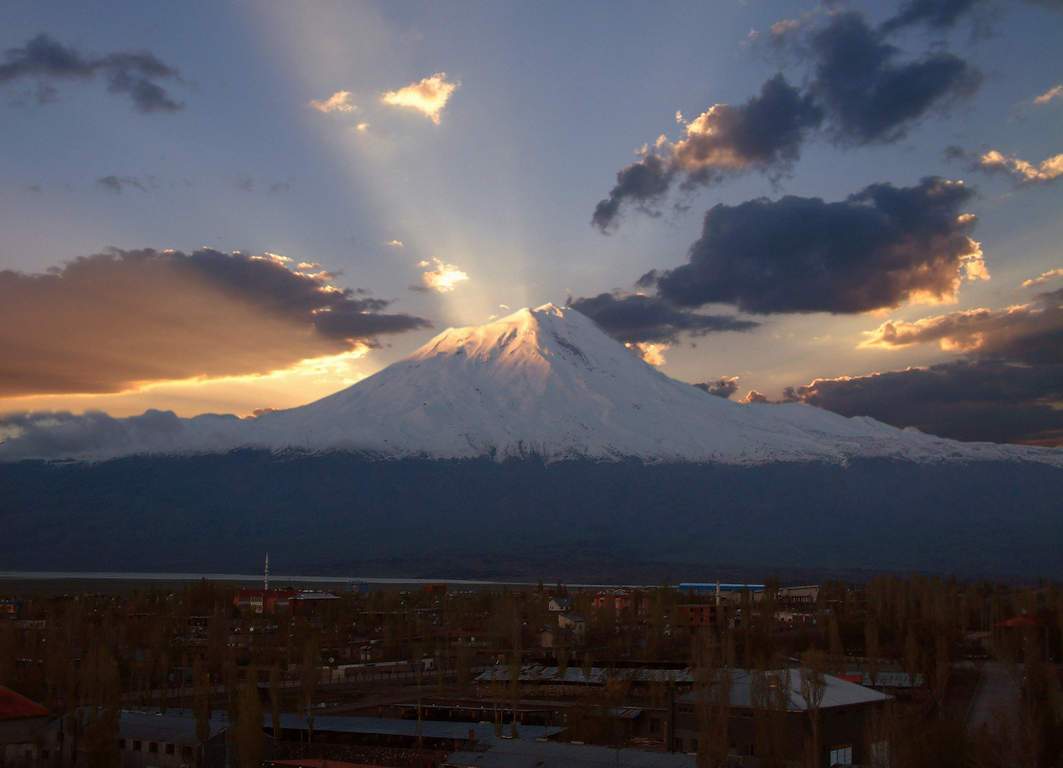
[557,612,586,641]
[547,597,571,613]
[0,687,58,766]
[674,604,719,629]
[234,588,298,614]
[671,668,891,767]
[593,589,632,614]
[115,710,234,768]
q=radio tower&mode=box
[264,552,270,591]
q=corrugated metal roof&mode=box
[272,714,562,742]
[477,665,694,686]
[445,740,696,767]
[677,669,890,711]
[118,710,229,743]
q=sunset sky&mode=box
[1,0,1061,445]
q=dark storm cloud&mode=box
[640,177,986,314]
[591,76,822,231]
[880,0,986,33]
[568,292,757,344]
[0,248,430,397]
[0,33,182,112]
[784,360,1063,445]
[783,288,1063,445]
[694,376,740,399]
[592,10,980,230]
[808,12,981,144]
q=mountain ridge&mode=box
[2,303,1061,466]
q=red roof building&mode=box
[0,687,48,721]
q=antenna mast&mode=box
[264,552,270,591]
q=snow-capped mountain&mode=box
[4,303,1060,465]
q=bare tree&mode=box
[800,648,828,768]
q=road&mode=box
[967,661,1020,731]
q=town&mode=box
[1,572,1060,768]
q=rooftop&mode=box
[445,740,697,767]
[677,669,890,711]
[0,687,48,721]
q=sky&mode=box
[1,0,1061,446]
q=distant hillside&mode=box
[2,451,1060,578]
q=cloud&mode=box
[1022,268,1063,288]
[741,390,770,404]
[784,360,1063,445]
[625,341,670,366]
[0,409,192,461]
[786,288,1063,445]
[591,76,822,231]
[385,239,404,248]
[0,248,430,397]
[592,10,979,230]
[0,33,182,112]
[976,149,1063,184]
[641,177,987,314]
[1033,83,1063,106]
[381,72,458,125]
[568,292,757,344]
[808,12,980,145]
[309,90,356,113]
[355,121,370,133]
[417,258,469,293]
[879,0,986,34]
[694,376,740,399]
[858,290,1061,359]
[96,175,150,194]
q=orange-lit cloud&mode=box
[625,341,669,366]
[0,248,429,399]
[1033,84,1063,106]
[418,257,469,293]
[859,293,1059,355]
[979,149,1063,184]
[309,90,356,113]
[1022,268,1063,288]
[380,72,458,124]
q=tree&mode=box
[193,657,212,758]
[79,642,121,768]
[269,664,282,741]
[234,673,264,768]
[865,616,881,688]
[800,648,827,768]
[300,635,320,746]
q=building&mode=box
[233,589,339,616]
[0,687,58,766]
[547,597,571,613]
[557,612,586,642]
[674,604,719,629]
[672,668,890,767]
[445,739,698,767]
[115,710,233,768]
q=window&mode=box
[149,741,158,753]
[182,746,194,760]
[166,743,175,755]
[829,744,853,766]
[133,740,142,752]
